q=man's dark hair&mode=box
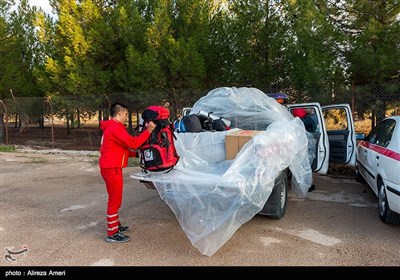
[110,102,128,117]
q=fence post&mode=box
[0,113,3,144]
[352,81,355,117]
[0,100,9,144]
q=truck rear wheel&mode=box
[259,169,288,219]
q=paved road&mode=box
[1,149,399,269]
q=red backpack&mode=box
[139,106,179,172]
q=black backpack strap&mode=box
[135,124,145,134]
[138,149,147,172]
[163,166,174,173]
[168,124,177,140]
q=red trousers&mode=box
[101,168,124,236]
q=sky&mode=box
[27,0,53,16]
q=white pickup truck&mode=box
[131,87,356,256]
[177,101,356,218]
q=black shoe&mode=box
[308,184,316,192]
[105,232,130,243]
[119,224,129,232]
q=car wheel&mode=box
[355,163,364,183]
[259,169,288,219]
[377,179,400,225]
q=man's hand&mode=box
[146,121,156,133]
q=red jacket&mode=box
[99,119,150,168]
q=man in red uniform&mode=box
[99,102,156,243]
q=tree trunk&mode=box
[66,113,71,135]
[374,85,386,124]
[103,108,109,120]
[76,108,81,128]
[46,97,55,148]
[98,109,102,128]
[375,100,386,124]
[371,111,376,130]
[0,114,4,144]
[40,115,44,130]
[128,110,133,135]
[0,100,9,144]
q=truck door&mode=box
[321,104,356,166]
[287,103,329,174]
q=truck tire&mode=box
[259,169,288,219]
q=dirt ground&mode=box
[1,148,399,272]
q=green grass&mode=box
[90,156,139,167]
[88,154,99,165]
[91,158,99,165]
[30,157,48,164]
[128,157,140,167]
[88,154,99,158]
[90,156,140,167]
[0,145,16,152]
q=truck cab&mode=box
[287,103,356,174]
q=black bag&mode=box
[212,119,227,131]
[182,114,203,132]
[196,110,229,131]
[197,114,213,131]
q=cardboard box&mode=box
[225,130,261,160]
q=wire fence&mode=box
[1,83,399,145]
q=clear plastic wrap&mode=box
[131,87,313,256]
[190,87,294,130]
